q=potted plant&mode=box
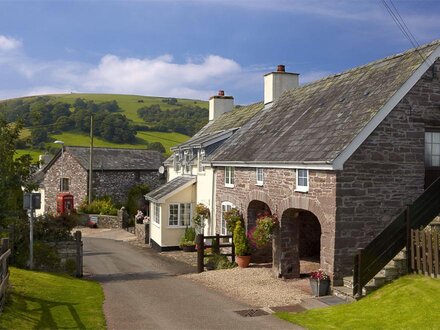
[234,221,252,268]
[309,269,330,296]
[252,212,278,248]
[179,226,196,252]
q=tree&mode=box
[0,118,37,226]
[30,128,49,147]
[147,142,166,154]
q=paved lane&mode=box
[83,236,297,330]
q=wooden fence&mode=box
[0,238,11,313]
[410,229,440,277]
[196,234,234,273]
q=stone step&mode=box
[332,286,357,302]
[367,275,386,287]
[378,266,399,280]
[343,276,354,289]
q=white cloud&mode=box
[0,35,22,51]
[0,47,244,101]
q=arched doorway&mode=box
[247,200,272,263]
[276,208,321,278]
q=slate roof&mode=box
[145,175,196,202]
[211,41,440,165]
[52,147,165,171]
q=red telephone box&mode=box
[57,193,74,215]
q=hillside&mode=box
[0,93,209,158]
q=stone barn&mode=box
[40,147,165,213]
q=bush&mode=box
[224,208,242,234]
[79,197,118,216]
[125,184,150,217]
[179,226,196,247]
[34,241,61,271]
[234,221,251,256]
[205,254,235,270]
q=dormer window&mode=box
[199,149,206,172]
[295,169,309,192]
[173,152,181,172]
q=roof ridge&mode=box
[296,39,440,91]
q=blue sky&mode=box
[0,0,439,104]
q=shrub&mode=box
[79,197,118,216]
[179,226,196,247]
[205,254,235,270]
[125,184,150,217]
[34,241,61,271]
[224,208,242,234]
[252,213,278,248]
[234,221,251,256]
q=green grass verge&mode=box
[50,93,207,124]
[0,267,105,329]
[276,275,440,329]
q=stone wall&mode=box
[215,167,337,278]
[43,152,88,213]
[92,171,164,204]
[88,214,121,228]
[135,223,149,244]
[334,59,440,279]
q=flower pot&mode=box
[182,245,196,252]
[309,278,330,297]
[236,255,251,268]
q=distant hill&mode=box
[0,93,209,159]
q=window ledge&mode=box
[295,187,309,193]
[225,184,234,188]
[167,226,189,229]
[255,182,263,186]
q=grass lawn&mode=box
[0,267,105,329]
[276,275,440,329]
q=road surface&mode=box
[83,233,297,329]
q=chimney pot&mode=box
[277,65,285,72]
[218,90,225,96]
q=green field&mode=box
[50,93,207,124]
[7,93,202,159]
[0,267,106,329]
[276,275,440,329]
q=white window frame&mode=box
[225,166,234,188]
[173,152,181,173]
[425,131,440,167]
[256,168,264,186]
[295,169,309,193]
[168,203,192,228]
[154,203,161,226]
[198,149,206,173]
[221,202,234,235]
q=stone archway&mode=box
[247,200,272,263]
[274,207,322,279]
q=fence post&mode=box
[197,234,204,273]
[406,205,412,273]
[214,234,220,255]
[74,231,83,278]
[231,234,235,263]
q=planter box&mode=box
[310,278,330,296]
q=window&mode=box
[225,167,234,187]
[256,168,264,185]
[60,178,69,191]
[199,150,206,173]
[174,152,181,172]
[296,169,309,192]
[221,202,234,235]
[425,132,440,167]
[154,203,161,225]
[168,203,192,227]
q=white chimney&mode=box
[209,90,234,121]
[264,65,299,105]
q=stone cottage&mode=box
[210,40,440,283]
[41,147,165,213]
